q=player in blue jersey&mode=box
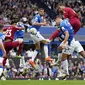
[29,8,53,68]
[15,17,28,40]
[14,17,29,58]
[50,16,85,79]
[0,24,6,79]
[55,16,74,77]
[14,17,29,67]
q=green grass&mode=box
[0,80,85,85]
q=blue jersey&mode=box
[58,19,74,45]
[0,33,5,57]
[14,23,27,39]
[32,14,42,31]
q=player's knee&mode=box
[35,43,40,49]
[80,51,85,57]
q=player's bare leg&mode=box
[79,51,85,63]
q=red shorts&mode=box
[69,18,81,34]
[4,41,19,53]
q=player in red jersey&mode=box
[49,4,81,41]
[3,22,24,66]
[58,4,81,34]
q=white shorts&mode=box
[0,57,4,64]
[71,41,84,53]
[60,39,84,55]
[30,31,46,43]
[15,38,23,42]
[60,41,72,55]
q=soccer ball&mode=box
[29,28,37,35]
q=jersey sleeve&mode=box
[63,8,69,18]
[33,15,39,22]
[60,21,67,32]
[64,13,68,19]
[14,26,22,31]
[64,10,69,18]
[61,27,67,33]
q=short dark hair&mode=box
[57,3,65,7]
[57,3,65,9]
[11,19,18,24]
[38,8,44,11]
[0,24,4,30]
[56,15,62,19]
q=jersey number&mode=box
[6,30,12,37]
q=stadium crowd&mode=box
[0,0,85,26]
[5,58,85,80]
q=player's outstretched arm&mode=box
[33,21,47,26]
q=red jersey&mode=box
[63,7,79,20]
[3,26,20,41]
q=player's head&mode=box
[0,24,4,31]
[57,3,65,12]
[38,8,44,16]
[21,17,28,24]
[11,19,18,25]
[56,15,63,26]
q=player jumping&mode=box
[28,8,53,68]
[49,3,81,41]
[50,16,85,79]
[3,21,24,66]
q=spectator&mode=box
[25,48,34,58]
[9,49,16,58]
[43,64,53,80]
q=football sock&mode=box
[62,59,69,75]
[0,66,4,76]
[43,44,49,58]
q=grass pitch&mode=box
[0,80,85,85]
